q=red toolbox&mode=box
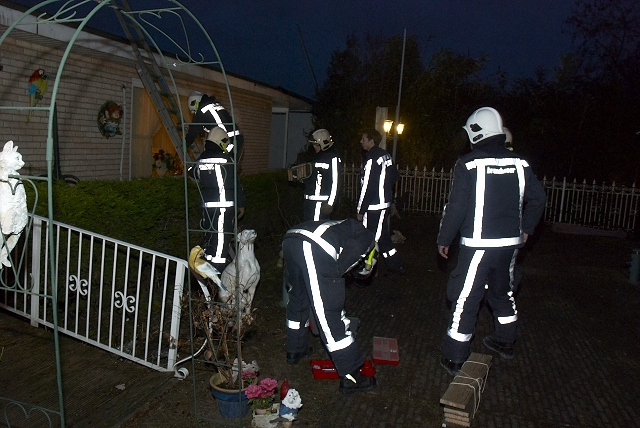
[373,337,399,365]
[310,359,339,379]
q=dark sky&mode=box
[181,0,577,98]
[9,0,577,99]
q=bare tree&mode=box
[565,0,640,88]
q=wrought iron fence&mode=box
[342,165,640,233]
[0,215,190,373]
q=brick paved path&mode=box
[124,214,640,427]
[288,214,640,427]
[9,213,633,428]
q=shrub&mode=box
[24,171,305,258]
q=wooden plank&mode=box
[444,415,471,427]
[458,353,492,378]
[443,411,470,423]
[440,377,482,410]
[443,407,470,418]
[444,417,469,426]
[444,413,471,424]
[440,353,492,418]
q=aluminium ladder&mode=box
[112,0,199,162]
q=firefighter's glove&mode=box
[321,203,333,215]
[238,207,245,219]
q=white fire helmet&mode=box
[206,126,234,153]
[308,129,334,151]
[463,107,505,144]
[188,91,203,115]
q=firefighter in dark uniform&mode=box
[357,128,405,276]
[303,129,343,221]
[188,126,245,280]
[283,218,378,395]
[437,107,546,375]
[186,91,244,156]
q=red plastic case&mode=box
[310,359,340,379]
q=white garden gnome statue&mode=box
[0,140,28,269]
[279,388,302,421]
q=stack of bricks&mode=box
[439,353,492,427]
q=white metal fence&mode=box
[342,165,640,232]
[0,215,190,373]
[2,168,637,374]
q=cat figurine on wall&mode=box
[0,140,28,268]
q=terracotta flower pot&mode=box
[252,404,281,428]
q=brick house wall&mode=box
[0,3,311,180]
[0,35,142,180]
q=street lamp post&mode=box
[391,28,407,163]
[385,120,404,200]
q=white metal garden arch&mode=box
[0,1,243,426]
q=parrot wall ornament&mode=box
[26,68,48,124]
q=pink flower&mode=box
[259,378,278,395]
[244,384,263,399]
[242,371,258,385]
[244,377,279,410]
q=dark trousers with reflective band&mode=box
[201,206,233,272]
[441,246,519,362]
[283,238,364,376]
[363,209,402,272]
[303,199,330,222]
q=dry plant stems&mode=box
[274,181,298,230]
[191,280,255,389]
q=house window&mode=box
[130,87,182,178]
